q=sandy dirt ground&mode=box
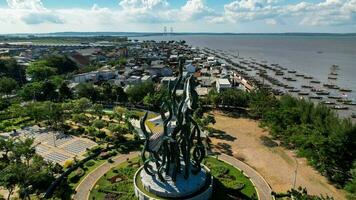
[209,111,346,200]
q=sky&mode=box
[0,0,355,34]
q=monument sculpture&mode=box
[134,60,213,200]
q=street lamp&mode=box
[293,157,299,189]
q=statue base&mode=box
[134,164,213,200]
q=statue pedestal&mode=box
[134,164,213,200]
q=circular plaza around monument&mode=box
[134,163,213,200]
[89,156,258,200]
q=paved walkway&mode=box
[74,151,139,200]
[218,153,273,200]
[74,151,272,200]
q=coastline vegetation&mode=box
[205,88,356,199]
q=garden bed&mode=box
[89,156,257,200]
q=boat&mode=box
[296,73,304,77]
[339,88,352,92]
[310,80,321,84]
[289,89,300,93]
[328,95,342,99]
[298,91,309,96]
[304,75,313,79]
[328,76,337,80]
[285,85,294,89]
[288,70,296,73]
[316,90,330,95]
[337,99,352,103]
[275,71,284,76]
[309,95,323,100]
[323,84,339,89]
[329,72,338,76]
[284,77,297,81]
[332,105,349,110]
[301,85,313,89]
[321,101,336,105]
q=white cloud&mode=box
[0,0,355,33]
[180,0,215,21]
[7,0,44,10]
[119,0,168,10]
[265,18,277,25]
[117,0,215,23]
[211,0,356,26]
[4,0,63,26]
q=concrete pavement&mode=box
[73,152,273,200]
[74,151,139,200]
[218,153,274,200]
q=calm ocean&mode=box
[133,34,356,118]
[133,35,356,98]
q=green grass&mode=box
[204,157,258,200]
[0,116,34,132]
[89,157,257,200]
[89,157,141,200]
[68,158,107,189]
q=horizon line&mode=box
[1,31,356,36]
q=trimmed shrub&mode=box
[85,160,96,167]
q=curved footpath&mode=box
[74,152,272,200]
[74,151,139,200]
[218,153,273,200]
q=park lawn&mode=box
[106,106,158,119]
[89,157,257,200]
[68,159,107,189]
[204,156,258,199]
[89,157,141,200]
[0,116,34,132]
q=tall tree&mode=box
[0,77,18,95]
[44,55,78,74]
[126,81,154,103]
[0,58,26,84]
[75,82,100,101]
[112,85,127,103]
[0,164,18,200]
[26,61,57,81]
[59,82,73,101]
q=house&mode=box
[141,75,152,82]
[161,76,177,84]
[149,65,173,77]
[68,53,90,67]
[125,76,141,85]
[72,72,97,83]
[72,66,117,83]
[197,76,213,87]
[96,66,117,81]
[216,78,231,93]
[207,56,216,65]
[185,64,196,74]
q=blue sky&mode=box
[0,0,355,33]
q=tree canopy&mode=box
[0,77,18,95]
[0,59,26,84]
[126,81,155,104]
[26,61,57,81]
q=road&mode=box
[74,151,273,200]
[218,153,273,200]
[74,151,139,200]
